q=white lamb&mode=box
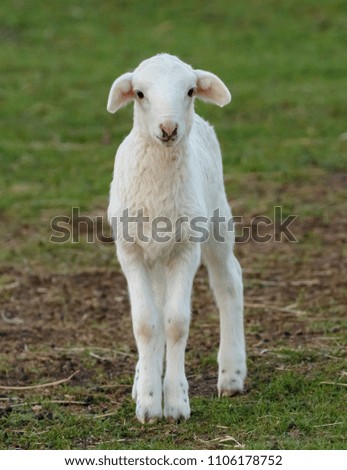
[107,53,246,423]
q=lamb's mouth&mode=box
[156,136,177,146]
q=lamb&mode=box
[107,53,246,423]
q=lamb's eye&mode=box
[187,88,195,97]
[136,90,144,99]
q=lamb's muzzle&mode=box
[159,122,178,142]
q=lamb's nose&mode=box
[160,122,178,140]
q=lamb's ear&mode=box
[194,70,231,107]
[107,72,134,113]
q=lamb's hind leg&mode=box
[203,241,247,396]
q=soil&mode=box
[0,174,346,399]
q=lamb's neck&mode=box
[122,129,190,216]
[131,128,190,172]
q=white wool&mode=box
[107,54,246,423]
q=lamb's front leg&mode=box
[118,247,164,423]
[204,243,247,397]
[164,245,200,421]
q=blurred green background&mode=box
[1,1,346,267]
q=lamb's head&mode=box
[107,54,231,147]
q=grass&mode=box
[1,352,346,450]
[0,0,346,450]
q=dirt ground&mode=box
[1,191,346,399]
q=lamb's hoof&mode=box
[218,387,242,397]
[166,416,176,424]
[164,401,190,422]
[165,413,189,424]
[218,368,246,397]
[144,416,160,425]
[136,400,162,424]
[137,411,162,424]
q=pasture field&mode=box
[0,0,346,449]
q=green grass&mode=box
[0,0,346,450]
[1,352,346,450]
